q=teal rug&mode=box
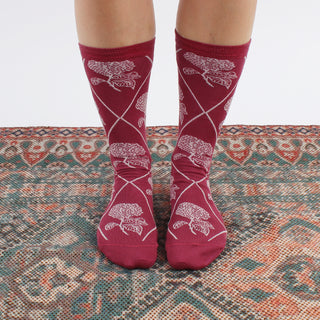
[0,125,320,319]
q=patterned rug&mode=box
[0,125,320,320]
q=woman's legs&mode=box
[166,0,257,270]
[74,0,158,269]
[74,0,156,47]
[176,0,257,46]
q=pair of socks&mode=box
[78,29,250,270]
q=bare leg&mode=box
[74,0,156,48]
[176,0,257,45]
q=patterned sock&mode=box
[78,38,158,269]
[166,29,251,270]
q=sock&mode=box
[166,29,251,270]
[78,38,158,269]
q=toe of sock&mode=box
[98,243,158,269]
[166,244,225,270]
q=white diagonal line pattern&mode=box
[169,51,233,240]
[98,170,156,241]
[168,161,226,239]
[177,66,238,140]
[90,56,153,151]
[93,55,156,241]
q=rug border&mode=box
[0,124,319,138]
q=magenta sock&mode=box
[78,38,158,269]
[166,29,251,270]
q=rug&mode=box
[0,125,319,320]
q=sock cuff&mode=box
[175,29,250,58]
[78,36,156,60]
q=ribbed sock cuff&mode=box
[78,36,156,60]
[175,29,250,58]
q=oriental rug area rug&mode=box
[0,125,320,320]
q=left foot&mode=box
[166,155,227,270]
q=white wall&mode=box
[0,1,319,127]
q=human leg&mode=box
[176,0,257,46]
[74,0,156,47]
[166,0,257,270]
[74,0,158,269]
